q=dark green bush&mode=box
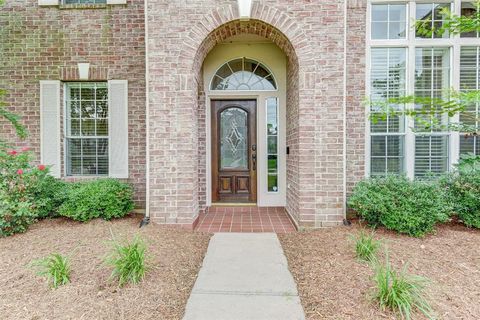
[440,153,480,228]
[348,175,450,237]
[59,179,134,222]
[33,176,70,219]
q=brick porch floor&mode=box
[195,206,296,233]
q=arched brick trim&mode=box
[173,3,317,227]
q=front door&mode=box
[211,100,257,203]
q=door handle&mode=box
[252,153,256,171]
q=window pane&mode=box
[415,135,449,178]
[460,47,480,138]
[370,47,406,134]
[266,97,279,192]
[66,82,109,176]
[268,175,278,192]
[414,47,450,132]
[461,2,479,37]
[371,4,406,39]
[372,22,389,39]
[370,136,404,175]
[416,3,451,38]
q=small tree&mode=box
[370,2,480,137]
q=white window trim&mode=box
[366,0,480,178]
[63,82,110,177]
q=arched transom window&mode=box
[211,58,277,91]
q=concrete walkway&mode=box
[183,233,305,320]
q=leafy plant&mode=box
[0,148,53,236]
[372,253,433,320]
[59,179,134,222]
[440,154,480,228]
[415,1,480,38]
[368,3,480,136]
[0,89,27,147]
[351,230,381,262]
[348,175,451,237]
[31,253,71,288]
[105,233,148,286]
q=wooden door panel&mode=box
[218,176,233,194]
[211,100,257,203]
[235,176,250,194]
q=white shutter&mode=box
[39,80,61,178]
[108,80,129,178]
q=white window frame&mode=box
[366,0,480,178]
[63,82,110,177]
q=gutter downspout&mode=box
[140,0,150,228]
[342,0,348,224]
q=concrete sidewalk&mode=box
[183,233,305,320]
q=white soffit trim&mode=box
[238,0,252,20]
[38,0,59,5]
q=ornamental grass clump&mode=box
[351,230,381,263]
[31,253,71,289]
[105,233,148,287]
[372,254,433,320]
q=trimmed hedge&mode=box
[59,179,134,222]
[441,154,480,228]
[348,175,451,237]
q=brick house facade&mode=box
[3,0,475,229]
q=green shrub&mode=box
[440,153,480,228]
[350,230,381,262]
[33,176,69,219]
[348,175,450,237]
[0,148,56,236]
[373,254,433,320]
[31,253,71,288]
[105,234,148,286]
[59,179,134,222]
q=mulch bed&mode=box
[0,215,211,320]
[279,221,480,320]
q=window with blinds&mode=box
[65,82,109,176]
[460,46,480,155]
[370,48,407,175]
[414,47,450,177]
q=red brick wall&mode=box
[146,0,359,228]
[1,0,368,227]
[0,0,147,207]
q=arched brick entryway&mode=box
[146,1,347,229]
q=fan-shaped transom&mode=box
[210,58,277,91]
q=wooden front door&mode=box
[211,100,257,203]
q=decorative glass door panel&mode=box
[212,100,257,202]
[220,108,248,169]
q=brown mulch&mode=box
[0,215,212,320]
[279,221,480,320]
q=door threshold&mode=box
[211,202,257,207]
